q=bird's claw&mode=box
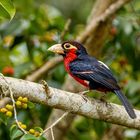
[99,95,109,107]
[78,90,89,102]
[81,95,88,102]
[79,90,90,95]
[100,96,106,102]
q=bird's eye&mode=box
[64,43,70,49]
[63,43,77,50]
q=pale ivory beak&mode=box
[48,44,64,55]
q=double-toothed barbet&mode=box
[48,41,136,119]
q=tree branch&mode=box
[60,18,71,42]
[41,112,69,135]
[26,56,63,82]
[77,0,131,44]
[0,76,140,130]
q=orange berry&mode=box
[119,59,128,66]
[2,66,14,76]
[110,27,117,36]
[3,35,14,47]
[1,108,8,113]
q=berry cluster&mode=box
[28,129,40,137]
[0,96,29,117]
[18,122,41,137]
[0,104,13,117]
[0,96,41,137]
[16,96,28,109]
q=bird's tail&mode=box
[114,90,136,119]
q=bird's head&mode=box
[48,41,87,57]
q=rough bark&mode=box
[0,76,140,130]
[84,0,116,57]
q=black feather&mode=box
[70,56,119,90]
[114,90,136,119]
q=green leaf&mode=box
[27,101,35,109]
[125,80,140,95]
[0,113,8,125]
[38,136,47,140]
[10,125,23,140]
[20,134,47,140]
[0,0,16,20]
[0,47,11,71]
[20,134,38,140]
[34,127,43,133]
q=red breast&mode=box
[64,52,89,87]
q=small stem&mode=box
[60,18,71,42]
[41,112,69,135]
[50,128,55,140]
[0,74,27,134]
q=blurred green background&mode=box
[0,0,140,140]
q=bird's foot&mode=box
[79,90,90,102]
[99,95,109,106]
[79,90,90,95]
[81,95,89,102]
[100,95,106,102]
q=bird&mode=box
[48,41,136,119]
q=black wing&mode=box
[69,58,120,90]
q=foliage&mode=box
[0,0,140,140]
[10,125,46,140]
[0,0,15,20]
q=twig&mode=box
[26,56,63,82]
[60,18,71,42]
[0,74,27,134]
[41,112,69,135]
[130,1,139,16]
[50,128,55,140]
[130,1,140,22]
